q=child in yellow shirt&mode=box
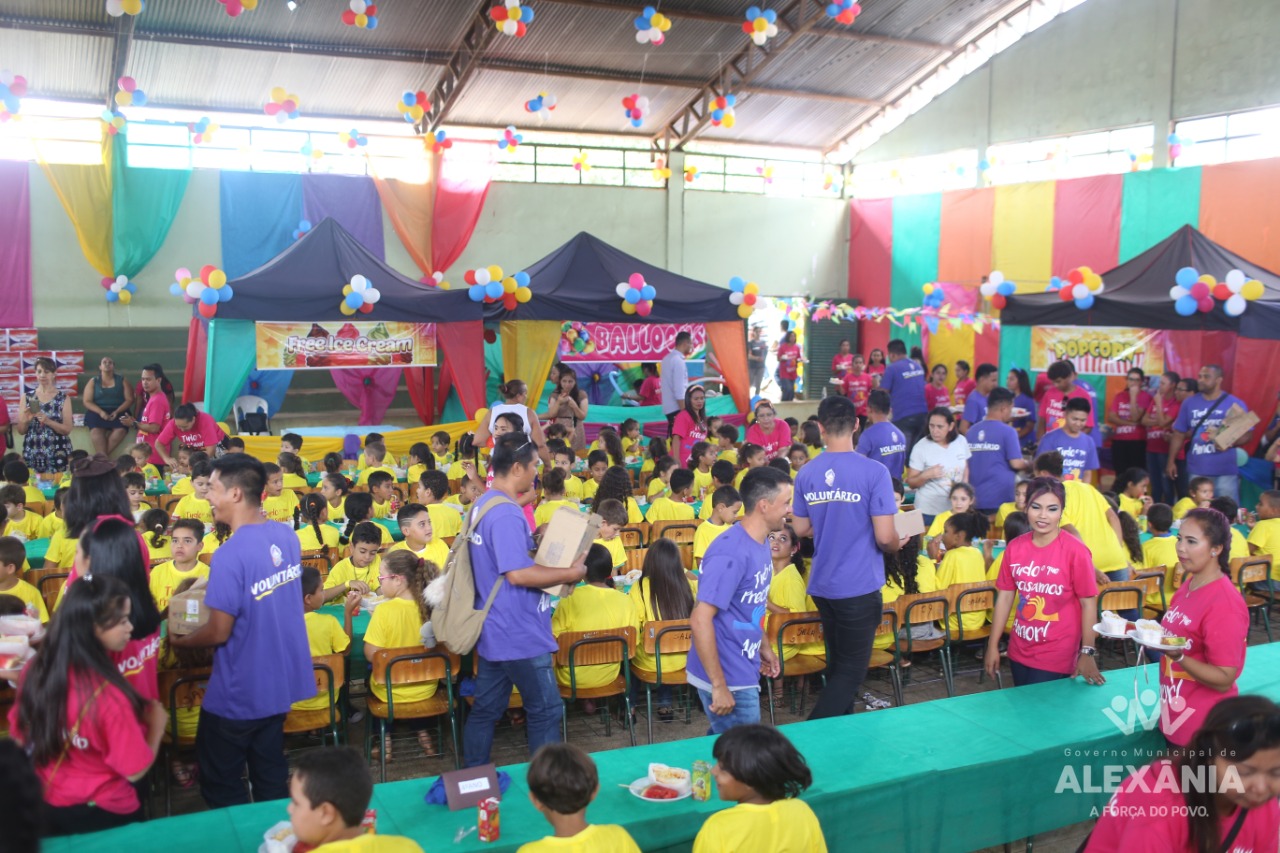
[995,480,1030,531]
[202,522,231,557]
[287,749,426,853]
[324,522,383,602]
[139,508,173,563]
[367,470,398,520]
[129,443,163,482]
[581,450,609,501]
[149,518,209,611]
[1248,490,1280,584]
[689,442,718,503]
[535,469,578,529]
[648,456,677,501]
[356,442,396,486]
[786,443,810,474]
[429,430,454,469]
[278,452,310,491]
[405,441,432,488]
[733,444,766,490]
[123,472,148,523]
[935,511,989,634]
[592,499,629,573]
[262,462,301,525]
[415,470,462,540]
[296,493,341,553]
[695,487,742,565]
[342,493,393,548]
[645,470,696,522]
[1140,503,1180,609]
[550,544,638,689]
[0,536,47,622]
[926,482,976,544]
[699,461,742,521]
[172,461,214,525]
[714,424,739,465]
[1208,496,1250,560]
[389,503,449,570]
[550,446,585,501]
[38,487,69,540]
[0,484,42,542]
[293,566,354,714]
[1172,476,1214,520]
[765,524,823,663]
[519,743,641,853]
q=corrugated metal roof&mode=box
[0,28,112,100]
[707,90,877,148]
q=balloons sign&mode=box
[979,270,1016,309]
[423,271,451,291]
[710,94,737,128]
[490,0,533,37]
[465,266,531,310]
[1172,266,1265,318]
[218,0,259,16]
[524,92,557,122]
[188,116,219,144]
[728,276,760,320]
[742,7,779,46]
[292,220,312,241]
[102,274,137,305]
[341,0,379,29]
[825,0,862,24]
[560,322,596,355]
[651,157,672,182]
[173,265,232,318]
[264,87,301,124]
[621,94,650,128]
[616,273,656,318]
[431,129,453,154]
[572,151,589,172]
[397,90,431,124]
[340,275,381,316]
[106,0,144,15]
[0,70,28,122]
[300,141,325,161]
[114,76,147,109]
[1052,266,1104,310]
[920,282,946,310]
[497,125,523,150]
[339,128,368,149]
[634,6,673,45]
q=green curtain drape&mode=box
[998,323,1032,380]
[204,319,257,421]
[890,193,941,350]
[111,135,191,278]
[1118,167,1202,263]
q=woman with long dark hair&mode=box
[16,356,74,475]
[671,384,709,467]
[1107,368,1152,478]
[10,575,166,836]
[63,454,133,539]
[545,363,589,452]
[1006,367,1038,449]
[628,538,696,721]
[1084,695,1280,852]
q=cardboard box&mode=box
[535,506,600,597]
[895,509,926,539]
[1213,404,1261,451]
[168,579,209,635]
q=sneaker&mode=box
[861,691,892,711]
[349,710,365,724]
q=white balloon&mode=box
[988,271,1004,286]
[1092,281,1105,294]
[431,272,444,284]
[752,32,767,45]
[1170,285,1189,300]
[1072,283,1089,300]
[364,287,381,304]
[1225,294,1247,317]
[186,282,204,299]
[729,292,744,305]
[349,0,365,12]
[979,282,997,297]
[766,23,778,36]
[116,275,128,286]
[106,0,125,16]
[615,282,630,297]
[505,0,520,6]
[110,282,123,292]
[475,269,490,285]
[636,30,650,43]
[351,274,369,291]
[543,95,556,108]
[1225,269,1245,288]
[502,19,517,34]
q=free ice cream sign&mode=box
[255,321,437,370]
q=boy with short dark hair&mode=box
[1141,503,1178,609]
[695,486,742,565]
[129,442,163,481]
[390,502,448,568]
[0,484,40,542]
[521,743,640,853]
[262,462,301,524]
[172,460,214,524]
[1173,476,1215,520]
[535,468,578,528]
[1034,397,1098,484]
[123,471,147,522]
[2,459,44,506]
[646,469,696,521]
[415,469,462,539]
[593,498,630,572]
[582,450,609,500]
[715,424,740,464]
[150,518,210,611]
[698,460,739,521]
[367,469,397,519]
[292,566,354,717]
[1249,490,1280,588]
[288,747,423,852]
[225,437,246,454]
[551,446,584,501]
[280,432,305,461]
[0,535,46,622]
[357,443,396,485]
[115,454,138,476]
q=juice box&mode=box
[691,760,712,801]
[478,796,500,842]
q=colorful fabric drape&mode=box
[374,175,435,277]
[0,162,32,326]
[219,171,303,279]
[847,198,894,356]
[38,136,113,277]
[889,193,940,352]
[937,189,993,286]
[432,141,495,272]
[1199,159,1280,275]
[1050,175,1122,277]
[1117,167,1201,264]
[437,320,486,416]
[203,319,258,421]
[331,368,403,426]
[992,182,1055,292]
[182,318,207,405]
[111,135,190,278]
[500,319,561,412]
[705,321,750,411]
[302,174,385,259]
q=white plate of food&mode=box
[1092,622,1132,640]
[628,778,691,802]
[1125,629,1188,653]
[1012,407,1031,418]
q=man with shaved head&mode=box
[1166,364,1253,502]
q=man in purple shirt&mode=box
[1035,397,1099,484]
[965,388,1028,514]
[879,339,927,451]
[856,389,907,480]
[1166,364,1252,503]
[960,363,999,434]
[462,433,587,767]
[687,466,792,734]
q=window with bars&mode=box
[985,126,1154,185]
[1173,106,1280,167]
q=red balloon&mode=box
[515,21,526,36]
[200,264,216,284]
[1066,269,1084,286]
[1058,287,1074,302]
[1212,284,1232,301]
[741,21,753,33]
[636,301,652,317]
[490,5,507,20]
[366,4,377,14]
[358,301,374,314]
[992,294,1007,310]
[743,293,757,306]
[1190,281,1210,299]
[483,329,497,344]
[464,269,477,285]
[416,91,428,105]
[341,9,356,23]
[1197,297,1214,313]
[503,294,518,310]
[197,302,217,318]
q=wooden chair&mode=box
[945,582,1003,688]
[1098,579,1154,666]
[300,550,331,580]
[650,520,701,546]
[625,547,649,574]
[618,524,648,549]
[894,593,954,698]
[158,667,212,816]
[677,544,695,571]
[633,620,692,744]
[870,608,904,707]
[27,569,68,616]
[198,552,213,566]
[554,627,638,746]
[284,654,347,746]
[1172,562,1186,590]
[162,495,183,514]
[365,647,461,782]
[1235,556,1274,642]
[765,611,827,724]
[1134,567,1169,619]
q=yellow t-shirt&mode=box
[358,466,398,487]
[446,460,486,480]
[365,597,434,704]
[173,494,213,524]
[140,463,162,481]
[561,474,584,501]
[594,536,627,570]
[282,473,309,490]
[692,467,714,502]
[1,578,48,622]
[767,565,823,658]
[1229,528,1249,560]
[4,511,43,542]
[44,534,76,569]
[372,499,393,520]
[170,477,193,496]
[535,498,579,528]
[880,555,940,647]
[936,545,987,634]
[926,510,953,539]
[297,523,341,553]
[645,496,695,522]
[1141,533,1180,608]
[1062,480,1129,573]
[425,502,462,540]
[983,552,1015,631]
[20,484,45,506]
[262,490,300,525]
[699,493,745,522]
[311,833,425,853]
[693,521,729,561]
[692,798,827,853]
[717,448,738,465]
[326,557,381,593]
[518,825,641,853]
[38,513,66,540]
[1118,493,1145,519]
[628,576,697,675]
[734,468,750,490]
[1247,517,1280,580]
[807,445,822,459]
[149,560,210,611]
[201,530,226,556]
[582,478,601,501]
[349,523,395,547]
[995,502,1018,528]
[293,610,351,712]
[647,478,669,499]
[388,539,449,571]
[431,451,453,468]
[143,533,173,564]
[623,496,644,524]
[550,584,638,689]
[1171,496,1197,520]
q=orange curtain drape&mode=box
[1199,160,1280,275]
[373,171,437,277]
[706,321,749,411]
[937,188,994,285]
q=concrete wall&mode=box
[854,0,1280,166]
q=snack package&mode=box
[691,760,712,801]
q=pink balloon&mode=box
[175,267,191,280]
[628,273,644,288]
[183,294,197,304]
[264,102,281,115]
[636,301,652,317]
[1197,297,1214,313]
[1189,281,1209,300]
[118,76,136,93]
[281,99,296,112]
[101,276,114,289]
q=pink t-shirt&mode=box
[156,411,225,454]
[831,353,853,379]
[671,410,708,467]
[138,392,171,466]
[866,362,885,378]
[924,383,952,412]
[1085,760,1280,853]
[953,378,976,407]
[9,674,153,814]
[745,421,793,460]
[1110,390,1152,441]
[638,375,662,407]
[113,631,161,703]
[1145,396,1180,455]
[1158,574,1248,746]
[1040,386,1096,432]
[842,373,874,415]
[776,344,801,380]
[996,532,1098,675]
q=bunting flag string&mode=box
[769,297,1001,334]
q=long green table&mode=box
[46,642,1280,853]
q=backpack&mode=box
[430,493,514,655]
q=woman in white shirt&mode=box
[905,406,970,525]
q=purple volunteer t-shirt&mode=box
[1036,430,1098,481]
[792,450,897,598]
[468,491,554,662]
[880,358,927,418]
[856,421,907,480]
[962,390,988,426]
[966,419,1021,509]
[1173,393,1246,477]
[203,521,314,719]
[686,524,772,693]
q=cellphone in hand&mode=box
[26,397,40,415]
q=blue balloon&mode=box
[358,136,368,146]
[365,15,377,28]
[218,285,233,302]
[640,285,656,301]
[403,113,415,123]
[725,94,736,107]
[521,6,533,22]
[746,6,761,19]
[345,292,363,310]
[402,92,415,107]
[826,3,840,15]
[132,91,147,106]
[498,138,509,149]
[485,281,503,299]
[630,118,642,127]
[0,84,8,99]
[124,282,136,293]
[1175,295,1198,316]
[1074,294,1094,310]
[4,95,18,114]
[468,286,485,303]
[625,289,641,304]
[634,15,648,29]
[729,276,746,291]
[711,109,724,121]
[169,283,183,296]
[997,281,1015,296]
[299,219,311,231]
[979,159,990,171]
[106,290,119,303]
[763,9,777,22]
[200,288,219,306]
[643,5,656,15]
[514,271,530,287]
[1175,266,1198,288]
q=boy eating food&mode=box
[149,518,209,611]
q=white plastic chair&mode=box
[232,395,271,435]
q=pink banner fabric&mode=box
[848,198,894,355]
[559,323,707,362]
[0,163,32,326]
[331,368,403,426]
[1051,174,1122,278]
[431,141,496,273]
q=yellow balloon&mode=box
[114,90,131,107]
[355,13,367,26]
[1198,274,1216,286]
[396,101,409,112]
[122,0,141,13]
[118,290,132,304]
[516,286,532,303]
[487,265,503,281]
[410,105,424,120]
[180,277,192,287]
[922,283,935,295]
[438,281,451,290]
[738,304,754,319]
[340,301,356,315]
[243,0,258,8]
[621,301,637,315]
[209,270,227,289]
[723,114,735,128]
[753,17,767,32]
[112,116,126,128]
[502,277,517,294]
[1084,272,1102,289]
[271,87,287,103]
[1242,279,1264,300]
[312,149,324,160]
[744,282,759,295]
[343,285,353,295]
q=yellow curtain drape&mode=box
[926,324,975,390]
[501,319,562,412]
[371,167,437,277]
[37,134,113,277]
[237,421,481,466]
[991,181,1055,293]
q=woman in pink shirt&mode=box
[10,575,166,836]
[745,401,792,461]
[1107,368,1153,479]
[924,363,952,412]
[830,339,853,380]
[671,385,709,467]
[775,331,804,402]
[1142,370,1182,505]
[866,348,886,380]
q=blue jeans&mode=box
[463,653,562,768]
[778,376,796,401]
[1009,659,1069,686]
[196,710,289,808]
[1147,451,1174,505]
[695,686,761,735]
[1210,474,1240,503]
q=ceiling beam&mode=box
[737,85,884,107]
[106,14,134,112]
[418,1,497,133]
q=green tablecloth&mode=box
[323,519,403,542]
[47,642,1280,853]
[305,471,410,488]
[23,537,49,569]
[318,603,370,669]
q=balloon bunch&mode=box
[300,141,325,161]
[293,219,312,240]
[101,274,137,305]
[0,71,28,122]
[756,165,774,184]
[1171,267,1264,317]
[825,0,862,24]
[920,282,947,309]
[652,158,671,182]
[1168,132,1183,162]
[114,76,147,109]
[339,128,368,149]
[1048,267,1104,309]
[189,116,219,144]
[742,6,779,46]
[822,172,836,191]
[397,90,430,124]
[264,87,301,124]
[430,129,452,154]
[727,277,760,319]
[572,151,589,172]
[634,6,672,44]
[490,0,533,37]
[101,110,127,136]
[710,94,736,128]
[979,272,1017,309]
[218,0,259,16]
[684,164,698,182]
[616,273,656,317]
[621,94,651,128]
[341,0,379,29]
[524,92,557,122]
[423,271,451,290]
[105,0,144,15]
[465,266,532,310]
[340,275,381,316]
[497,125,523,150]
[171,265,232,319]
[561,322,595,355]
